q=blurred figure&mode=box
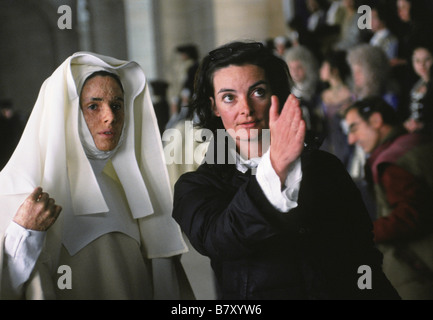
[305,0,330,59]
[175,44,200,103]
[334,0,362,51]
[369,2,399,60]
[164,44,205,190]
[0,99,24,170]
[167,44,200,130]
[285,45,321,134]
[394,0,433,68]
[344,97,433,299]
[325,0,345,27]
[392,0,433,111]
[273,36,290,58]
[149,80,170,136]
[404,45,433,133]
[306,0,328,33]
[320,0,346,55]
[347,44,398,109]
[417,67,433,137]
[318,50,354,167]
[286,15,321,59]
[346,44,398,208]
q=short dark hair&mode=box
[0,99,13,110]
[345,96,400,126]
[323,50,351,83]
[191,41,292,132]
[176,44,199,61]
[371,2,392,26]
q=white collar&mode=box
[228,147,261,174]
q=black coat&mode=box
[173,146,400,300]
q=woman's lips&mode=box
[238,121,258,128]
[99,130,114,137]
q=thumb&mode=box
[269,96,280,127]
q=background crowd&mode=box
[155,0,433,299]
[159,0,433,185]
[1,0,433,300]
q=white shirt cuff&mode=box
[256,149,302,212]
[3,221,46,290]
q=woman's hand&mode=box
[13,187,62,231]
[269,94,306,185]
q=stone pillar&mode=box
[212,0,286,46]
[86,0,128,60]
[124,0,160,79]
[156,0,215,80]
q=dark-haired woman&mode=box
[318,50,354,168]
[172,41,400,300]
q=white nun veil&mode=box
[0,52,187,260]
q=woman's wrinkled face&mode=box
[210,64,271,147]
[80,75,125,151]
[287,60,306,84]
[351,64,366,89]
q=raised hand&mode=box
[268,94,306,185]
[13,187,62,231]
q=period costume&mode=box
[173,136,400,300]
[0,52,191,299]
[366,129,433,299]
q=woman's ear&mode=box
[210,97,220,117]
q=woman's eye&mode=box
[253,88,266,97]
[112,104,122,111]
[222,94,235,103]
[88,104,98,110]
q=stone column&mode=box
[124,0,160,79]
[87,0,128,60]
[212,0,286,46]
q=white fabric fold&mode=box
[70,56,154,219]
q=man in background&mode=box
[344,96,433,299]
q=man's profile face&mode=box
[345,109,381,154]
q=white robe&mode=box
[0,52,191,299]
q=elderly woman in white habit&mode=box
[0,52,193,299]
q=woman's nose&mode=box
[238,97,253,116]
[102,105,115,123]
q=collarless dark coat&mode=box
[173,146,400,300]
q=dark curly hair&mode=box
[344,96,400,127]
[190,41,292,133]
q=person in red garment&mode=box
[345,96,433,299]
